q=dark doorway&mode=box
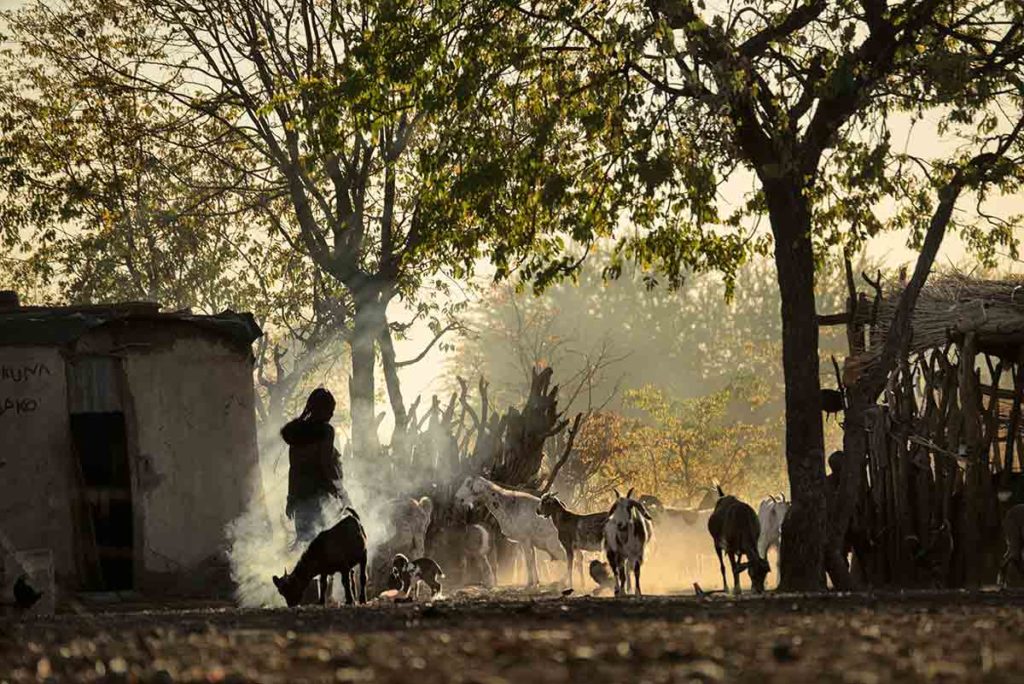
[70,412,134,590]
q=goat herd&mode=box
[271,475,1024,607]
[270,476,801,607]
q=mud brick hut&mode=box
[0,293,263,600]
[826,271,1024,589]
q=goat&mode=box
[998,504,1024,588]
[536,492,607,589]
[756,494,791,559]
[707,487,769,595]
[429,522,496,588]
[383,496,433,559]
[603,488,653,597]
[454,476,566,586]
[638,493,714,576]
[389,554,446,599]
[273,509,367,607]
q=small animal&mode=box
[13,575,42,610]
[603,488,653,597]
[708,486,770,595]
[588,560,616,594]
[390,553,445,599]
[383,497,433,559]
[273,508,368,607]
[821,388,845,421]
[998,504,1024,588]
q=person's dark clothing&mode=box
[281,418,343,524]
[291,497,327,543]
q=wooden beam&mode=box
[818,312,850,326]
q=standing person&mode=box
[281,388,348,543]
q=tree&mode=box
[0,4,349,431]
[16,0,613,462]
[451,248,875,507]
[520,0,1024,589]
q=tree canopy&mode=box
[512,0,1024,589]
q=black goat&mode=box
[273,509,367,607]
[707,487,770,595]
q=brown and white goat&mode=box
[603,488,653,597]
[537,492,607,589]
[273,509,368,607]
[707,487,770,595]
[998,504,1024,588]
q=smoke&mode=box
[226,420,409,608]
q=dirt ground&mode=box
[3,588,1024,683]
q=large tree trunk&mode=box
[349,295,384,460]
[766,181,828,592]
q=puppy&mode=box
[390,553,445,599]
[589,560,616,595]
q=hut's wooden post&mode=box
[894,361,916,582]
[865,406,888,584]
[958,333,983,588]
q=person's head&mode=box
[304,387,336,422]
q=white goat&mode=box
[603,488,653,596]
[454,476,566,586]
[757,494,791,559]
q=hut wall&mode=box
[119,337,261,580]
[0,347,78,587]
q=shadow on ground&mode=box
[3,588,1024,682]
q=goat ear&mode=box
[272,575,283,588]
[626,487,635,499]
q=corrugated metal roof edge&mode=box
[0,307,263,351]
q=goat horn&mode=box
[613,488,622,500]
[779,492,786,502]
[626,487,635,499]
[769,494,777,504]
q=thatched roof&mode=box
[845,273,1024,379]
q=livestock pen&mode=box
[823,270,1024,588]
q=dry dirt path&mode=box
[3,589,1024,683]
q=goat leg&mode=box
[318,574,328,606]
[565,543,574,590]
[728,552,742,596]
[341,570,354,606]
[358,562,367,604]
[998,552,1011,588]
[525,545,539,587]
[633,561,642,597]
[715,546,728,594]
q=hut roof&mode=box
[846,272,1024,377]
[0,300,262,351]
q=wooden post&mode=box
[959,333,983,588]
[1002,362,1024,490]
